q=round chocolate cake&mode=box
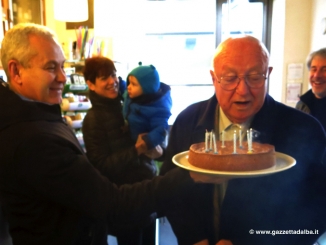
[188,141,276,171]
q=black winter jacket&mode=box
[295,89,326,131]
[82,90,156,186]
[0,80,194,245]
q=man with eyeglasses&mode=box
[160,36,326,245]
[296,47,326,131]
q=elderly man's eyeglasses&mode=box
[218,74,268,91]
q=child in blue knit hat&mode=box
[123,62,172,155]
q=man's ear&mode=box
[8,60,22,85]
[210,70,216,85]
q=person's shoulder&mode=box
[276,99,311,119]
[83,107,109,125]
[174,98,211,125]
[156,82,172,99]
[276,99,324,131]
[295,99,310,113]
[160,82,171,90]
[299,89,314,100]
[84,107,97,119]
[181,99,209,113]
[21,120,71,140]
[297,89,316,106]
[158,86,172,109]
[263,96,315,124]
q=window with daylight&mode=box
[96,0,272,125]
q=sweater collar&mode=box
[88,90,122,108]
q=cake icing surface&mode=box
[188,141,276,171]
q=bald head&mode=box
[213,36,270,73]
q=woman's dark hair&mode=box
[83,56,116,84]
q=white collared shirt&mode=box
[218,107,253,141]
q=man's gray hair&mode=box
[306,47,326,69]
[1,23,59,75]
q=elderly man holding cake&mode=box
[160,36,326,245]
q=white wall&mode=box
[269,0,313,107]
[269,0,285,102]
[310,0,326,51]
[269,0,326,106]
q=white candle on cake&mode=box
[239,126,242,148]
[209,130,213,151]
[205,130,209,152]
[213,133,218,154]
[222,130,225,148]
[250,128,253,151]
[233,130,237,154]
[247,129,252,153]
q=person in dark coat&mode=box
[296,47,326,131]
[0,23,194,245]
[160,36,326,245]
[82,56,158,245]
[123,62,172,152]
[118,76,127,96]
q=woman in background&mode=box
[82,56,158,245]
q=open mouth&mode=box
[235,101,250,105]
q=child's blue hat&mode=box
[128,62,160,94]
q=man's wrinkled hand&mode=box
[190,171,230,184]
